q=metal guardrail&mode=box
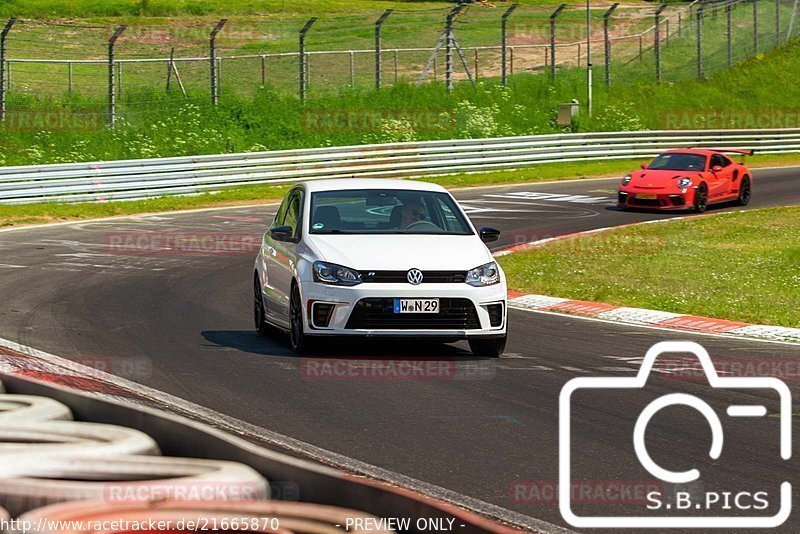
[1,128,799,204]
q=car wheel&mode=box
[736,177,751,206]
[468,335,507,358]
[693,183,708,213]
[254,274,272,338]
[289,283,311,354]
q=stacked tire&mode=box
[0,379,397,533]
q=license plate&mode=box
[636,194,658,200]
[393,298,439,314]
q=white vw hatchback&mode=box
[253,179,508,356]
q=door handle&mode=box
[268,246,276,256]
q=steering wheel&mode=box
[405,220,440,231]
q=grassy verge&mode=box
[499,206,800,327]
[2,152,798,229]
[4,37,800,168]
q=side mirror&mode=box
[269,225,298,243]
[640,162,648,169]
[712,165,723,173]
[479,227,500,244]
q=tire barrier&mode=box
[14,500,396,534]
[0,395,73,422]
[0,422,160,461]
[0,456,270,518]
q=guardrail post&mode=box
[696,3,704,79]
[603,3,619,86]
[209,19,226,106]
[375,10,392,90]
[299,18,316,102]
[108,25,126,128]
[550,4,567,77]
[501,3,518,86]
[445,4,465,91]
[655,4,668,82]
[0,18,16,124]
[727,1,733,66]
[753,0,759,54]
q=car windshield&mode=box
[647,153,707,171]
[309,189,473,235]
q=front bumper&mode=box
[618,189,692,210]
[300,281,507,339]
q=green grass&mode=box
[499,206,800,327]
[5,36,800,167]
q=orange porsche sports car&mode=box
[618,148,753,212]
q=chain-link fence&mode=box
[0,0,797,129]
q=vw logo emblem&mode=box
[407,268,423,285]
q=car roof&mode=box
[301,178,449,193]
[661,148,721,157]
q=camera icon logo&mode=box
[559,341,792,528]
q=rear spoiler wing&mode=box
[692,148,755,156]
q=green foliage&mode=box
[499,206,800,327]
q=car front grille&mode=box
[359,270,467,283]
[345,298,480,330]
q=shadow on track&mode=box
[201,330,487,361]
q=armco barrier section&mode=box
[1,129,799,204]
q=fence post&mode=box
[68,62,73,97]
[261,55,266,86]
[117,61,122,98]
[550,4,567,77]
[166,48,174,92]
[696,3,704,80]
[639,34,643,60]
[394,50,399,83]
[727,1,733,66]
[209,19,226,106]
[299,18,316,102]
[603,3,619,86]
[374,10,392,90]
[753,0,759,54]
[501,3,518,86]
[474,49,479,80]
[679,12,682,36]
[445,4,465,91]
[108,25,126,128]
[665,18,670,45]
[789,0,799,39]
[776,0,781,44]
[349,51,355,87]
[0,18,16,124]
[655,4,668,82]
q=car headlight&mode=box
[678,177,692,188]
[312,261,362,286]
[622,174,632,186]
[466,261,500,287]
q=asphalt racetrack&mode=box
[1,167,799,532]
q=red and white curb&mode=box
[507,293,800,344]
